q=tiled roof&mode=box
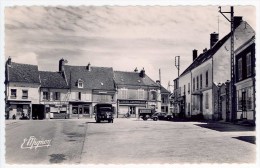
[114,71,158,87]
[39,71,68,89]
[160,85,171,94]
[179,21,255,77]
[64,65,115,90]
[7,62,40,84]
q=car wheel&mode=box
[153,117,158,121]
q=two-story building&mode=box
[39,71,70,119]
[114,68,161,118]
[61,59,116,118]
[5,57,41,119]
[173,17,254,120]
[235,36,255,124]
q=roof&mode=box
[114,71,158,87]
[7,62,40,84]
[39,71,68,89]
[64,65,115,90]
[179,21,255,78]
[160,85,171,94]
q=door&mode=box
[129,106,136,118]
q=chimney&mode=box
[210,32,219,48]
[139,68,145,78]
[193,49,198,61]
[59,58,65,72]
[7,56,12,66]
[156,80,161,85]
[86,62,91,71]
[234,16,243,29]
[203,48,208,53]
[134,67,138,72]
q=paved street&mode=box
[5,118,255,164]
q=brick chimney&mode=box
[156,80,161,85]
[139,68,145,78]
[210,32,219,48]
[7,56,12,66]
[193,49,198,61]
[86,62,91,71]
[59,58,65,72]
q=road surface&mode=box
[5,118,256,164]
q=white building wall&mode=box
[178,72,192,117]
[7,82,40,104]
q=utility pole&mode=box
[219,6,236,122]
[175,56,180,77]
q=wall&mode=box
[178,72,192,117]
[40,88,70,103]
[69,89,92,102]
[7,82,40,104]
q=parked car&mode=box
[151,112,172,121]
[138,108,155,120]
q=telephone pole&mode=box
[175,56,180,77]
[219,6,236,122]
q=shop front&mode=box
[117,100,147,118]
[69,102,92,118]
[235,78,255,121]
[6,100,31,120]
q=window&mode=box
[43,91,49,100]
[188,83,190,94]
[53,92,60,100]
[119,88,128,99]
[138,89,144,99]
[78,92,81,100]
[238,58,242,80]
[77,79,83,88]
[205,93,209,109]
[196,76,199,90]
[10,89,17,98]
[22,90,28,99]
[246,52,252,77]
[184,85,186,94]
[246,87,253,110]
[150,90,157,100]
[200,74,202,89]
[205,71,209,87]
[193,78,195,91]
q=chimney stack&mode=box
[156,80,161,85]
[86,62,91,71]
[193,49,198,61]
[139,68,145,78]
[203,48,208,53]
[7,56,12,66]
[134,67,138,72]
[59,58,65,72]
[234,16,243,29]
[210,32,219,48]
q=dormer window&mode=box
[77,79,84,88]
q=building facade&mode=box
[5,57,41,119]
[114,69,161,118]
[235,37,255,123]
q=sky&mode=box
[4,6,256,91]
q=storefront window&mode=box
[237,87,253,111]
[72,106,78,114]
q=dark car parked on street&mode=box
[151,112,172,121]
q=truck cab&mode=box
[94,103,114,123]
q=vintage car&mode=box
[151,112,173,121]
